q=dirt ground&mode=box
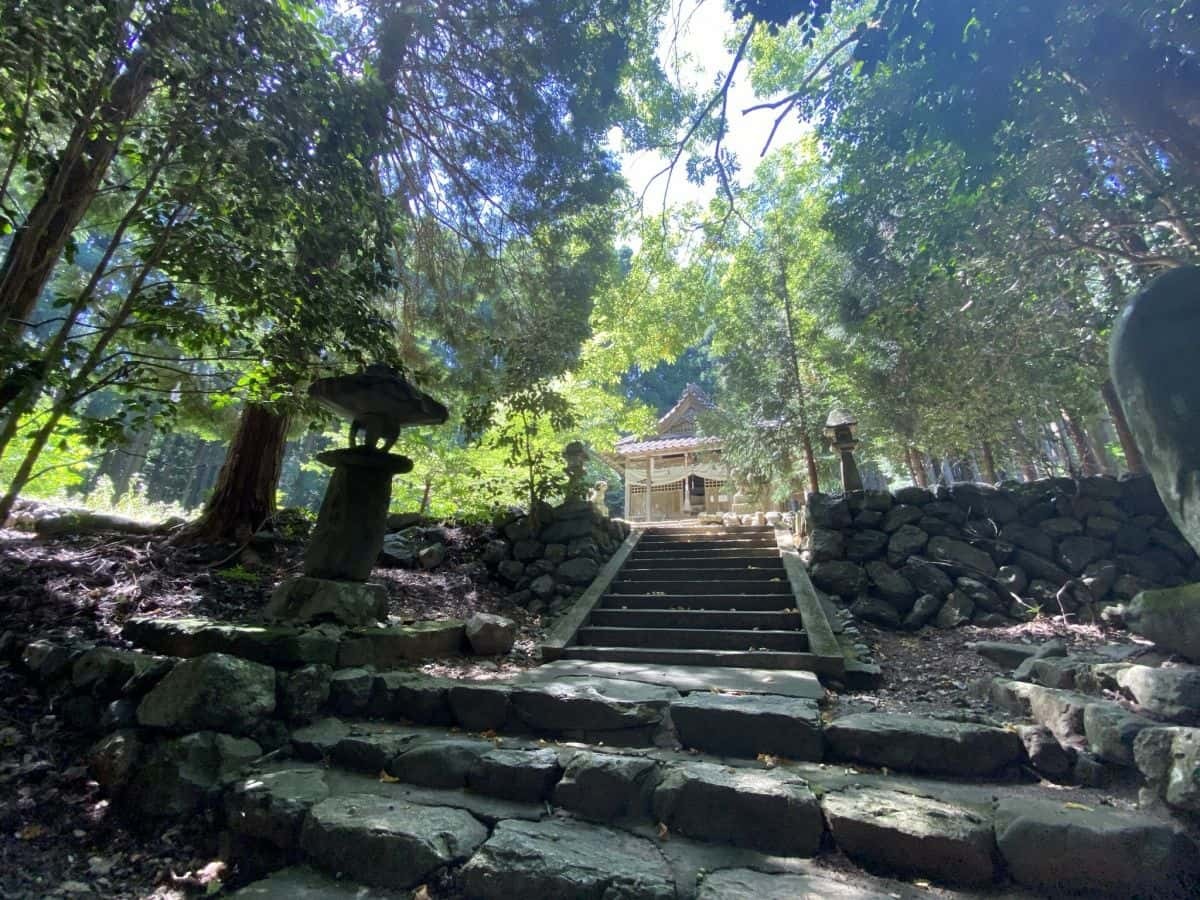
[0,524,1165,898]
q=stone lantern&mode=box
[824,408,864,494]
[265,365,448,627]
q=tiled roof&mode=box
[614,434,722,455]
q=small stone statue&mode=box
[588,480,609,516]
[309,363,449,451]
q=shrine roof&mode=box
[614,433,722,456]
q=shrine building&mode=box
[613,384,734,522]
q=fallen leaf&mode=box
[756,753,779,769]
[1063,802,1093,811]
[657,822,669,841]
[413,885,432,900]
[379,770,400,783]
[16,824,47,840]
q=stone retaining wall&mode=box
[478,499,630,617]
[801,475,1197,629]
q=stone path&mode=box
[30,521,1197,897]
[553,524,844,673]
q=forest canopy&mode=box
[1,0,1196,530]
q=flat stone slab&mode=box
[994,797,1199,895]
[231,865,402,898]
[670,694,823,760]
[300,794,487,889]
[521,660,825,700]
[696,866,895,900]
[651,761,823,856]
[336,621,464,668]
[124,616,339,667]
[226,766,330,849]
[509,676,678,733]
[137,652,275,736]
[459,818,676,900]
[552,750,659,822]
[467,748,562,803]
[821,786,997,886]
[825,713,1023,777]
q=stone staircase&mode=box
[554,525,842,673]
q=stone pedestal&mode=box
[304,448,413,581]
[838,446,864,493]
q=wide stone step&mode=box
[639,525,774,536]
[576,626,808,652]
[560,645,837,672]
[600,593,796,611]
[617,565,785,580]
[824,712,1025,777]
[609,578,792,595]
[630,546,780,560]
[636,537,776,550]
[588,608,802,630]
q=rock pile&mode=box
[802,475,1195,630]
[477,499,630,616]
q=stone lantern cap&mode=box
[824,408,859,445]
[308,364,449,452]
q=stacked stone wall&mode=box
[480,500,630,618]
[801,475,1197,629]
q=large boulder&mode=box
[464,613,516,656]
[845,529,889,563]
[552,751,658,822]
[510,677,677,735]
[887,524,929,565]
[697,867,893,900]
[822,786,997,885]
[467,748,562,803]
[824,713,1022,776]
[300,795,487,889]
[809,560,868,596]
[1110,266,1200,557]
[1125,584,1200,662]
[556,556,599,586]
[994,797,1199,895]
[806,527,845,562]
[901,558,954,599]
[1135,726,1200,813]
[926,536,997,577]
[865,561,917,610]
[126,731,261,818]
[651,761,823,856]
[1116,664,1200,722]
[670,694,822,760]
[460,818,675,900]
[225,767,330,849]
[137,653,275,736]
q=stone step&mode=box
[608,578,792,595]
[636,537,777,550]
[587,608,802,630]
[576,626,809,652]
[616,565,785,580]
[626,555,785,570]
[599,593,796,611]
[630,546,780,560]
[639,525,774,536]
[560,645,837,672]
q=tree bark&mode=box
[907,446,928,487]
[1060,408,1102,477]
[177,404,290,543]
[800,430,819,494]
[0,48,158,336]
[979,440,998,484]
[1100,378,1147,475]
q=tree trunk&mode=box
[905,446,926,487]
[800,430,819,494]
[419,476,432,515]
[1100,378,1147,474]
[979,440,998,484]
[0,49,157,335]
[1060,408,1102,477]
[1021,461,1039,482]
[177,404,290,543]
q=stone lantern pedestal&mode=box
[265,448,413,627]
